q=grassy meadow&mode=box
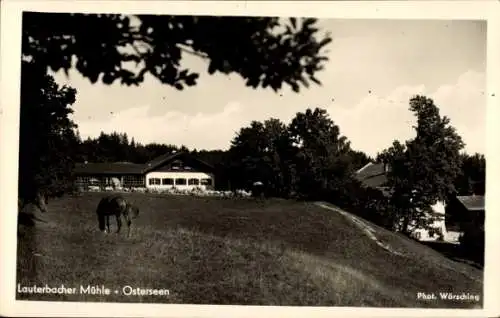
[16,192,483,307]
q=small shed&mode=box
[445,195,485,232]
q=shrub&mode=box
[458,225,484,266]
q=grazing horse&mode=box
[96,195,140,237]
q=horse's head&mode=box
[127,204,139,219]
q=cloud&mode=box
[431,70,486,156]
[326,70,485,157]
[75,102,247,150]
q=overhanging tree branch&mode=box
[22,12,332,93]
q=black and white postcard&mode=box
[1,1,499,317]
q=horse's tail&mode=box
[97,212,106,231]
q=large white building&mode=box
[143,153,215,191]
[74,151,216,191]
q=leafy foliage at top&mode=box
[23,12,332,92]
[229,108,368,200]
[229,118,297,197]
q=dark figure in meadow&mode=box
[18,190,49,227]
[18,190,49,213]
[96,195,139,237]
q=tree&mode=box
[346,150,371,172]
[229,118,295,197]
[194,150,233,191]
[455,153,486,196]
[377,140,411,230]
[18,60,79,206]
[288,108,352,199]
[23,12,332,93]
[383,95,464,234]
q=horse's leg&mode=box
[126,217,132,238]
[116,213,122,233]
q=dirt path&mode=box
[315,202,406,257]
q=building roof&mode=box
[143,152,180,171]
[142,151,214,174]
[74,152,215,176]
[456,195,485,211]
[355,162,389,188]
[74,162,145,175]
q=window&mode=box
[188,178,199,185]
[149,178,161,185]
[162,178,174,185]
[175,178,187,185]
[201,178,212,186]
[76,176,89,185]
[124,175,145,187]
[171,160,183,170]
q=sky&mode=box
[50,18,486,158]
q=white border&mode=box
[1,1,499,317]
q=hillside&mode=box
[16,193,482,307]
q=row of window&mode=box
[148,178,212,186]
[76,176,212,187]
[76,176,145,187]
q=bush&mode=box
[458,225,484,266]
[322,178,397,231]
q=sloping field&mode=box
[16,193,483,307]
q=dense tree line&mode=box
[67,108,371,198]
[76,132,186,164]
[69,101,485,205]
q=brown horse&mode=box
[96,194,139,237]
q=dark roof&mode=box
[143,152,180,170]
[74,162,145,175]
[74,152,215,176]
[355,162,389,188]
[456,195,485,211]
[142,151,215,174]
